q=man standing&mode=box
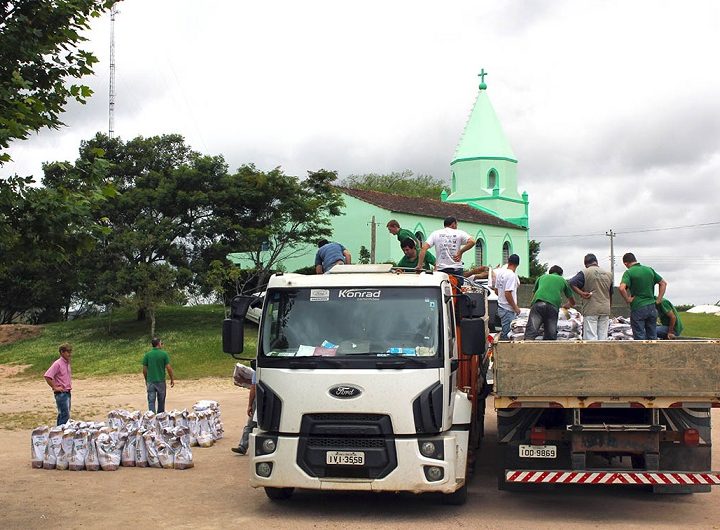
[495,254,522,340]
[397,238,435,271]
[656,299,683,339]
[232,369,256,455]
[142,337,175,413]
[618,252,667,340]
[315,239,351,274]
[568,253,614,340]
[524,265,576,341]
[44,343,73,426]
[416,216,475,281]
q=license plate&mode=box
[519,444,557,459]
[326,451,365,465]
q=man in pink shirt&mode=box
[44,343,73,425]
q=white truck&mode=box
[222,264,489,504]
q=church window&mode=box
[502,241,511,263]
[488,169,498,189]
[451,172,457,192]
[415,231,425,245]
[474,239,485,266]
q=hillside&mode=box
[0,305,257,379]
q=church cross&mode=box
[478,69,488,83]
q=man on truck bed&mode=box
[618,252,667,340]
[397,238,435,271]
[568,253,613,340]
[315,239,351,274]
[495,254,521,339]
[524,265,576,341]
[416,216,475,282]
[656,298,683,339]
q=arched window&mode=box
[488,169,498,189]
[451,172,457,192]
[502,241,511,263]
[474,239,485,266]
[415,231,425,245]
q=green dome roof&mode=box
[452,88,516,164]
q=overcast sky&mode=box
[4,0,720,305]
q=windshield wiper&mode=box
[288,357,342,369]
[375,357,427,369]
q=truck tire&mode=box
[264,487,295,501]
[441,483,467,505]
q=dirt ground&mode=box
[1,370,720,529]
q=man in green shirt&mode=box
[656,299,683,339]
[142,337,175,413]
[387,219,434,263]
[397,238,435,271]
[618,252,667,340]
[524,265,576,340]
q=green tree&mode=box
[340,170,447,199]
[358,245,371,264]
[0,0,117,164]
[528,239,548,280]
[216,165,344,287]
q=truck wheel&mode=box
[264,487,294,501]
[441,483,467,505]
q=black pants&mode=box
[524,301,559,340]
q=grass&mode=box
[679,312,720,338]
[0,305,258,379]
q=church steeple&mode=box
[445,71,528,228]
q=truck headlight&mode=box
[424,465,444,482]
[420,441,436,457]
[256,462,273,478]
[418,439,444,460]
[262,438,277,453]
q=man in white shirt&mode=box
[495,254,521,339]
[417,216,476,283]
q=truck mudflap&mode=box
[505,470,720,486]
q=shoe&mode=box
[231,446,247,455]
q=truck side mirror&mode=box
[222,295,255,355]
[456,292,486,320]
[459,318,486,356]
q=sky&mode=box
[4,0,720,305]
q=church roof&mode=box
[339,188,525,230]
[452,85,516,164]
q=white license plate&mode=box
[326,451,365,465]
[519,444,557,459]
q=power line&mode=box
[534,220,720,239]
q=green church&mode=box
[233,74,530,276]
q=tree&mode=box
[340,170,447,199]
[528,239,548,280]
[0,0,117,164]
[213,165,344,287]
[0,160,113,323]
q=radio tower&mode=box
[108,4,117,138]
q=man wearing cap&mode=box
[495,254,522,339]
[618,252,667,340]
[44,343,73,425]
[416,216,475,282]
[568,253,614,340]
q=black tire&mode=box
[264,487,294,501]
[441,483,467,505]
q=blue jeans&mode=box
[524,301,559,340]
[147,381,167,413]
[54,391,71,426]
[498,306,516,340]
[656,325,681,339]
[630,304,658,340]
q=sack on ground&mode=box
[31,426,49,469]
[69,430,89,471]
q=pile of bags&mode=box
[30,400,223,471]
[507,308,635,341]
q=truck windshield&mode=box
[260,287,442,359]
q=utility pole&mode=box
[108,4,117,138]
[370,216,377,263]
[605,229,616,282]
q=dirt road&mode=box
[1,373,719,529]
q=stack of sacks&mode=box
[608,316,634,340]
[29,401,222,471]
[508,308,584,341]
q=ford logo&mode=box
[329,385,362,399]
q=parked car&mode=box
[245,292,265,324]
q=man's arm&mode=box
[143,366,148,381]
[618,282,634,304]
[343,249,351,265]
[315,264,323,274]
[665,309,677,338]
[247,384,256,417]
[166,364,175,388]
[416,242,431,270]
[44,376,60,392]
[453,237,476,262]
[656,278,667,304]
